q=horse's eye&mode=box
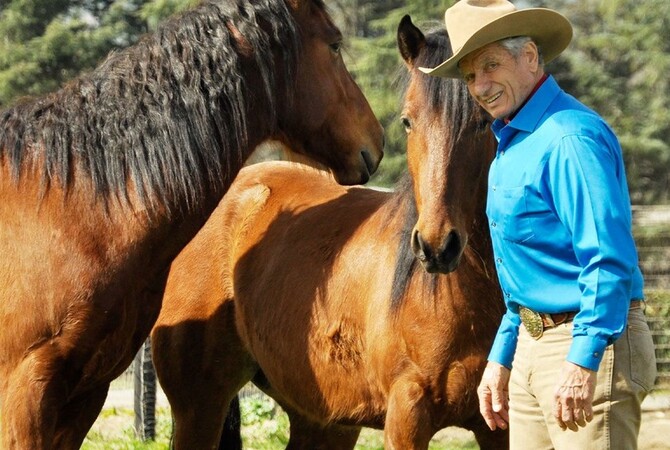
[400,116,412,133]
[329,41,342,54]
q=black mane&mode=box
[0,0,301,215]
[390,27,482,310]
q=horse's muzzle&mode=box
[411,228,463,274]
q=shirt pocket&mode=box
[499,186,535,243]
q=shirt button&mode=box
[593,352,600,358]
[491,222,497,228]
[496,258,502,264]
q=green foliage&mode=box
[0,0,194,106]
[240,396,290,448]
[557,0,670,203]
[138,0,197,30]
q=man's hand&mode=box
[477,361,511,431]
[553,361,597,431]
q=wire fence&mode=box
[646,296,670,388]
[634,205,670,388]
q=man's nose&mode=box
[474,74,491,97]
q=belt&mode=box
[519,299,644,340]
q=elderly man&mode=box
[421,1,657,448]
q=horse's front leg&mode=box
[285,410,361,450]
[53,384,110,449]
[0,350,66,449]
[384,380,434,450]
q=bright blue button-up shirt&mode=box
[486,75,644,371]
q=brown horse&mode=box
[0,0,383,447]
[152,15,507,450]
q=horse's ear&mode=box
[397,15,425,68]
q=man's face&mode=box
[458,41,540,120]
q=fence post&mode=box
[134,338,157,441]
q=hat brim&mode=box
[419,8,572,78]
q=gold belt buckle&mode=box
[519,306,543,339]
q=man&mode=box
[420,0,657,448]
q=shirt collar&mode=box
[492,75,561,135]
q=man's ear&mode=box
[523,41,540,72]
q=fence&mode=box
[634,205,670,388]
[646,292,670,388]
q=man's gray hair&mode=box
[499,36,545,66]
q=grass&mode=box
[82,395,478,449]
[82,407,172,450]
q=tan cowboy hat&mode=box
[420,0,573,78]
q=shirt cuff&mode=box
[566,334,610,371]
[488,331,518,370]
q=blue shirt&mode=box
[486,75,644,371]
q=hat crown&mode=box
[446,0,517,53]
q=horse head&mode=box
[397,15,496,273]
[275,0,384,185]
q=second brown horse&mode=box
[152,16,507,449]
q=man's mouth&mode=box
[484,91,503,104]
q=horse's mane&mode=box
[0,0,302,215]
[390,27,483,310]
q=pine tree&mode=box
[0,0,193,106]
[561,0,670,203]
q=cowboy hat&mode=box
[420,0,573,78]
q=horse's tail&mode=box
[218,395,242,450]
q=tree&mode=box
[557,0,670,203]
[0,0,193,106]
[515,0,670,204]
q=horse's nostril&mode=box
[443,231,461,259]
[411,229,429,262]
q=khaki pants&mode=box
[509,308,657,450]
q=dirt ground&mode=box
[637,392,670,450]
